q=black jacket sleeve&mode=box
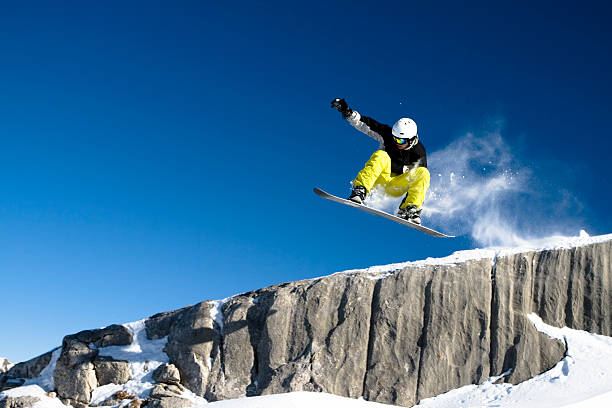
[346,111,392,147]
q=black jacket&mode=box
[347,111,427,175]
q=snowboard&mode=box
[314,187,454,238]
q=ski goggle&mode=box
[393,136,408,145]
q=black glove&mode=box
[331,98,353,119]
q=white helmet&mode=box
[392,118,419,148]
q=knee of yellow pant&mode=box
[413,166,430,178]
[368,150,391,166]
[414,167,431,187]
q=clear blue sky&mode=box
[1,1,611,363]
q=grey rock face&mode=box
[530,241,612,336]
[254,275,377,399]
[93,356,131,386]
[491,252,568,384]
[145,308,189,340]
[364,259,495,406]
[163,301,220,397]
[0,396,40,408]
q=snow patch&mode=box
[209,297,231,334]
[90,319,169,404]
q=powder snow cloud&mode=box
[424,121,584,247]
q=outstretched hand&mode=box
[331,98,352,118]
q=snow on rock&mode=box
[209,297,231,334]
[95,320,169,380]
[0,358,13,374]
[337,231,612,277]
[413,314,612,408]
[90,319,169,405]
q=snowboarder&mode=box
[331,98,430,225]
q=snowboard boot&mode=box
[397,205,422,225]
[348,185,367,204]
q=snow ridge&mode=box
[337,231,612,279]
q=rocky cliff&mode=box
[1,237,611,407]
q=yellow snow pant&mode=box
[353,150,430,208]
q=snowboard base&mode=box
[314,187,454,238]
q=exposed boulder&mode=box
[53,337,98,406]
[53,324,133,406]
[147,384,191,408]
[152,364,181,385]
[93,356,131,386]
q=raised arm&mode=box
[331,98,389,147]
